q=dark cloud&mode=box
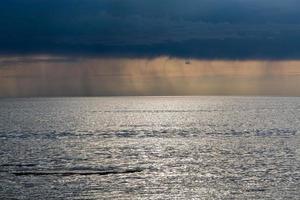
[1,0,300,59]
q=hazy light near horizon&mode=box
[0,56,300,97]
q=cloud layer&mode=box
[1,0,300,59]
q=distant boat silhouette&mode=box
[185,60,191,65]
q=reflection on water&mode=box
[0,97,299,199]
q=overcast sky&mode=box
[1,0,300,59]
[1,1,300,96]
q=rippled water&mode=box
[0,97,299,199]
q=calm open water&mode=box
[0,97,299,199]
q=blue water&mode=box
[0,97,299,199]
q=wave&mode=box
[0,128,297,139]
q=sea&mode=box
[0,96,299,199]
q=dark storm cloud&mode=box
[1,0,300,59]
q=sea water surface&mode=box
[0,97,299,199]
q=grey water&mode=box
[0,96,299,199]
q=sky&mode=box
[0,0,300,96]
